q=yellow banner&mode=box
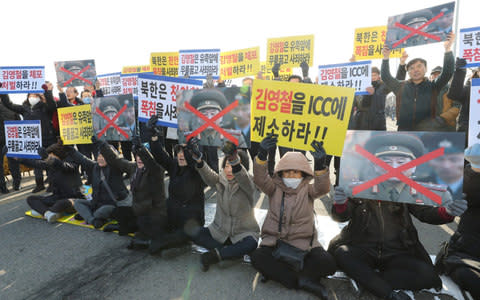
[121,65,152,74]
[353,26,403,60]
[258,62,293,81]
[220,47,260,79]
[58,105,93,145]
[251,80,355,155]
[150,52,179,77]
[266,34,314,69]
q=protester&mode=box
[381,33,455,131]
[250,134,336,299]
[329,133,468,300]
[0,100,21,193]
[435,144,480,299]
[0,83,58,192]
[187,137,259,272]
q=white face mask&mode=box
[82,97,92,104]
[282,178,302,189]
[28,97,40,106]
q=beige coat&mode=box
[196,162,260,243]
[253,152,330,251]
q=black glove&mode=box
[221,141,237,157]
[91,135,98,144]
[300,61,309,78]
[146,114,162,137]
[37,147,48,160]
[258,133,278,161]
[131,135,143,154]
[186,137,202,161]
[455,57,467,70]
[271,63,281,78]
[311,140,327,171]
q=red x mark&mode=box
[392,12,444,48]
[96,104,129,139]
[185,100,239,145]
[60,65,93,87]
[352,144,445,204]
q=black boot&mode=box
[297,277,329,300]
[386,291,411,300]
[200,250,220,272]
[127,236,151,250]
[1,184,9,194]
[103,224,120,232]
[32,178,45,193]
[13,182,20,191]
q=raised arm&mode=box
[381,45,402,94]
[433,33,455,91]
[0,94,26,115]
[98,138,136,174]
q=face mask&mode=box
[82,97,92,104]
[28,97,40,106]
[282,178,302,189]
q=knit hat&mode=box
[464,144,480,169]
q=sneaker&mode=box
[44,211,61,223]
[32,185,45,193]
[30,210,43,217]
[92,218,106,229]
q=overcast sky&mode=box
[3,0,476,102]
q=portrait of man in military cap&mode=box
[339,130,454,207]
[176,87,248,147]
[91,94,134,141]
[54,59,97,87]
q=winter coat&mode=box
[0,92,57,146]
[0,101,20,145]
[253,152,331,251]
[196,160,259,243]
[100,142,166,218]
[381,51,454,131]
[446,67,471,135]
[352,80,388,130]
[69,149,130,209]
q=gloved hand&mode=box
[91,135,98,144]
[222,140,237,157]
[41,84,49,92]
[455,57,467,70]
[186,137,203,161]
[333,186,348,205]
[300,61,309,78]
[258,133,277,161]
[271,63,281,78]
[37,147,48,160]
[310,140,327,171]
[146,114,162,137]
[131,135,144,154]
[445,199,468,217]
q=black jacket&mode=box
[0,92,57,146]
[69,149,130,209]
[0,102,20,145]
[352,80,388,130]
[446,67,470,134]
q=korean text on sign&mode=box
[4,120,42,159]
[250,79,355,155]
[121,74,139,99]
[0,66,45,94]
[266,35,314,69]
[150,52,179,77]
[318,61,372,95]
[58,105,94,145]
[122,65,152,74]
[459,26,480,68]
[178,49,220,79]
[469,78,480,147]
[258,62,292,81]
[97,72,122,96]
[353,26,403,60]
[220,47,260,80]
[137,74,202,128]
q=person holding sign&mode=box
[0,101,21,193]
[250,135,336,300]
[329,133,467,300]
[381,33,455,131]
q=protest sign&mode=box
[250,79,354,155]
[121,74,139,99]
[58,105,94,145]
[353,26,403,60]
[318,61,372,95]
[386,2,455,49]
[459,26,480,68]
[122,65,152,74]
[178,49,220,79]
[0,66,45,94]
[177,87,251,147]
[137,74,202,128]
[220,47,260,80]
[91,95,135,141]
[266,35,314,69]
[469,78,480,147]
[55,59,96,87]
[339,130,465,206]
[96,72,122,96]
[258,62,292,81]
[150,52,179,77]
[4,120,42,159]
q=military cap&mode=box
[400,9,434,27]
[365,133,425,160]
[421,133,464,154]
[190,89,228,111]
[431,66,443,74]
[99,97,121,115]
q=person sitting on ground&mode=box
[186,137,259,272]
[250,134,336,300]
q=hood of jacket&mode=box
[274,152,313,177]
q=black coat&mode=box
[446,67,470,134]
[0,92,57,146]
[352,81,388,131]
[69,149,130,209]
[0,102,20,145]
[150,139,205,229]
